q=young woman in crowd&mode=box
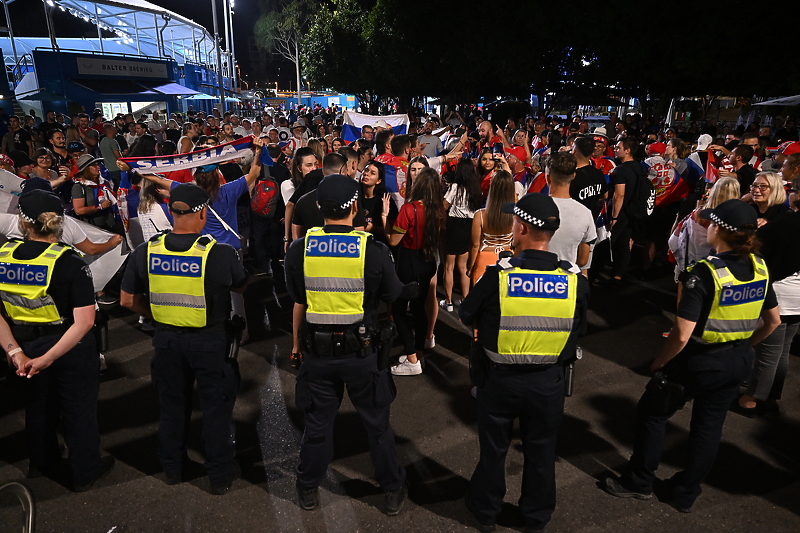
[478,148,498,200]
[440,159,482,311]
[467,170,515,286]
[360,160,396,242]
[331,137,345,152]
[383,167,445,376]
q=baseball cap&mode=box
[593,126,608,136]
[317,174,359,210]
[18,190,64,222]
[76,154,104,172]
[169,183,210,214]
[766,141,800,156]
[68,141,85,153]
[20,177,54,193]
[504,146,527,162]
[0,154,13,166]
[696,134,713,151]
[699,199,757,233]
[647,142,667,155]
[501,193,560,231]
[372,119,390,129]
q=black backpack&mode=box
[625,163,656,221]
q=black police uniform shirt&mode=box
[678,251,778,338]
[570,164,608,219]
[284,224,404,328]
[1,241,96,317]
[121,232,248,327]
[459,249,590,359]
[292,190,366,230]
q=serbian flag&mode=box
[341,111,410,143]
[120,136,272,172]
[705,150,720,184]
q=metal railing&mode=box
[0,481,36,533]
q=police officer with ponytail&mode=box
[284,174,416,515]
[121,183,247,495]
[459,193,590,533]
[603,199,781,512]
[0,190,114,492]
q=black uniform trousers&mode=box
[295,351,406,492]
[468,363,565,530]
[622,340,754,508]
[151,327,239,485]
[23,332,102,487]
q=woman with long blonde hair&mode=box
[468,170,515,286]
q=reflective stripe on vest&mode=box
[303,227,368,325]
[0,241,70,324]
[147,234,215,327]
[487,266,578,364]
[692,254,768,344]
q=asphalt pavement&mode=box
[1,265,799,533]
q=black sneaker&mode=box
[73,455,115,492]
[384,482,408,516]
[464,490,496,532]
[210,462,241,495]
[601,477,652,500]
[297,484,319,510]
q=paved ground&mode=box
[1,265,799,532]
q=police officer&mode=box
[602,199,781,512]
[284,174,416,515]
[459,193,590,532]
[0,190,114,491]
[120,183,248,495]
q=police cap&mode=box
[316,174,359,210]
[169,183,210,215]
[699,199,757,233]
[18,189,64,222]
[501,193,560,231]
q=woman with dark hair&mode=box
[440,159,482,311]
[331,137,345,152]
[468,170,515,286]
[30,148,69,191]
[603,199,780,512]
[360,160,396,241]
[406,156,429,197]
[478,148,498,199]
[383,167,445,376]
[128,133,158,159]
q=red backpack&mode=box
[250,177,279,218]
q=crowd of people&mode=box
[1,100,799,530]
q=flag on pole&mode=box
[341,111,410,143]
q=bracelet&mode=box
[7,347,22,356]
[283,237,290,242]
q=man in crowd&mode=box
[1,115,33,157]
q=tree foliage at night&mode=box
[254,0,800,111]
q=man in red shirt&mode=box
[476,120,502,153]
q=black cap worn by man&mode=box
[18,190,64,222]
[68,141,85,153]
[501,192,561,232]
[316,173,359,210]
[699,199,758,232]
[169,183,210,214]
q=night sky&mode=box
[3,0,260,76]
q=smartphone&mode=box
[492,142,503,159]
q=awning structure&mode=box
[72,79,198,96]
[139,82,200,96]
[52,0,216,67]
[754,95,800,107]
[185,92,219,100]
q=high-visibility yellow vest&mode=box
[691,254,769,343]
[0,241,71,324]
[486,265,578,364]
[147,234,215,327]
[303,227,368,325]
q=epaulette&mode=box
[559,260,581,274]
[148,229,171,243]
[497,256,522,270]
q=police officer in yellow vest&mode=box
[0,189,114,491]
[284,174,417,515]
[603,200,781,512]
[459,193,590,533]
[121,183,248,495]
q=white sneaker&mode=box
[391,355,422,376]
[424,335,436,349]
[99,353,107,372]
[439,299,454,312]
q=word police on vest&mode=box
[508,273,569,299]
[149,255,203,277]
[719,280,767,306]
[306,235,361,258]
[0,263,49,286]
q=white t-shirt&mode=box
[280,180,296,206]
[774,273,800,316]
[444,184,476,219]
[0,212,88,246]
[233,126,247,136]
[548,197,597,267]
[138,204,172,242]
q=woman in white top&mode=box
[137,178,173,241]
[440,159,482,311]
[177,122,196,155]
[468,170,515,286]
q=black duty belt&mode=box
[303,322,373,358]
[11,322,72,341]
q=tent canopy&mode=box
[754,95,800,107]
